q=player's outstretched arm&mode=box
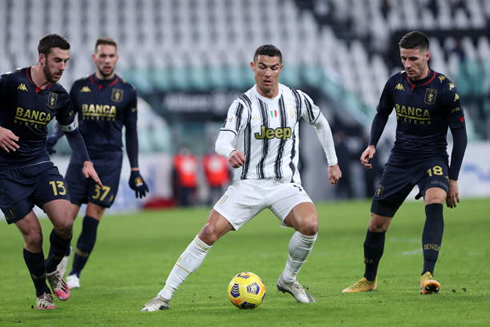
[64,128,102,186]
[0,126,19,153]
[360,145,376,169]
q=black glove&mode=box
[129,170,149,198]
[46,136,58,155]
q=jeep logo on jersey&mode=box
[255,126,292,141]
[111,88,123,102]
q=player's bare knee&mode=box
[199,224,220,245]
[54,219,73,238]
[425,197,445,205]
[24,232,43,249]
[297,216,318,235]
[368,213,390,232]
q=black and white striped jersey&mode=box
[218,83,337,184]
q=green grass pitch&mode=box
[1,198,489,326]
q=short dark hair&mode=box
[95,37,118,51]
[37,34,70,55]
[253,44,282,63]
[398,31,430,51]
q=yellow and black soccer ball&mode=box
[227,272,266,309]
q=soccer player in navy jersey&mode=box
[0,34,101,309]
[47,37,149,289]
[342,31,467,294]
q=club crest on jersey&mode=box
[424,89,437,105]
[111,88,123,102]
[47,92,58,108]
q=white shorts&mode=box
[213,179,313,230]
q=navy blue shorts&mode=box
[371,155,449,217]
[0,161,70,224]
[65,152,122,208]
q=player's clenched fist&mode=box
[228,150,246,168]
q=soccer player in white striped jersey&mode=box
[142,44,342,312]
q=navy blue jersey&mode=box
[0,67,75,168]
[69,74,137,158]
[377,70,465,160]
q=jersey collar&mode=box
[405,70,436,90]
[89,73,119,90]
[26,67,52,93]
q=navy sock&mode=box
[363,230,386,281]
[45,230,72,274]
[24,249,51,297]
[422,203,444,275]
[70,216,99,277]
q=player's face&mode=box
[41,48,70,83]
[250,55,283,98]
[93,44,118,79]
[400,47,431,80]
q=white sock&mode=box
[158,236,211,300]
[281,232,318,283]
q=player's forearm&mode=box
[125,124,139,169]
[65,129,90,162]
[312,114,338,166]
[49,122,65,140]
[215,130,237,158]
[369,112,389,147]
[448,126,467,180]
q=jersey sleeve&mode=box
[298,90,321,124]
[55,92,77,132]
[124,88,139,168]
[219,99,249,135]
[376,77,396,116]
[69,82,81,115]
[442,81,466,129]
[0,73,13,102]
[123,87,138,127]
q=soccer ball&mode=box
[227,272,266,309]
